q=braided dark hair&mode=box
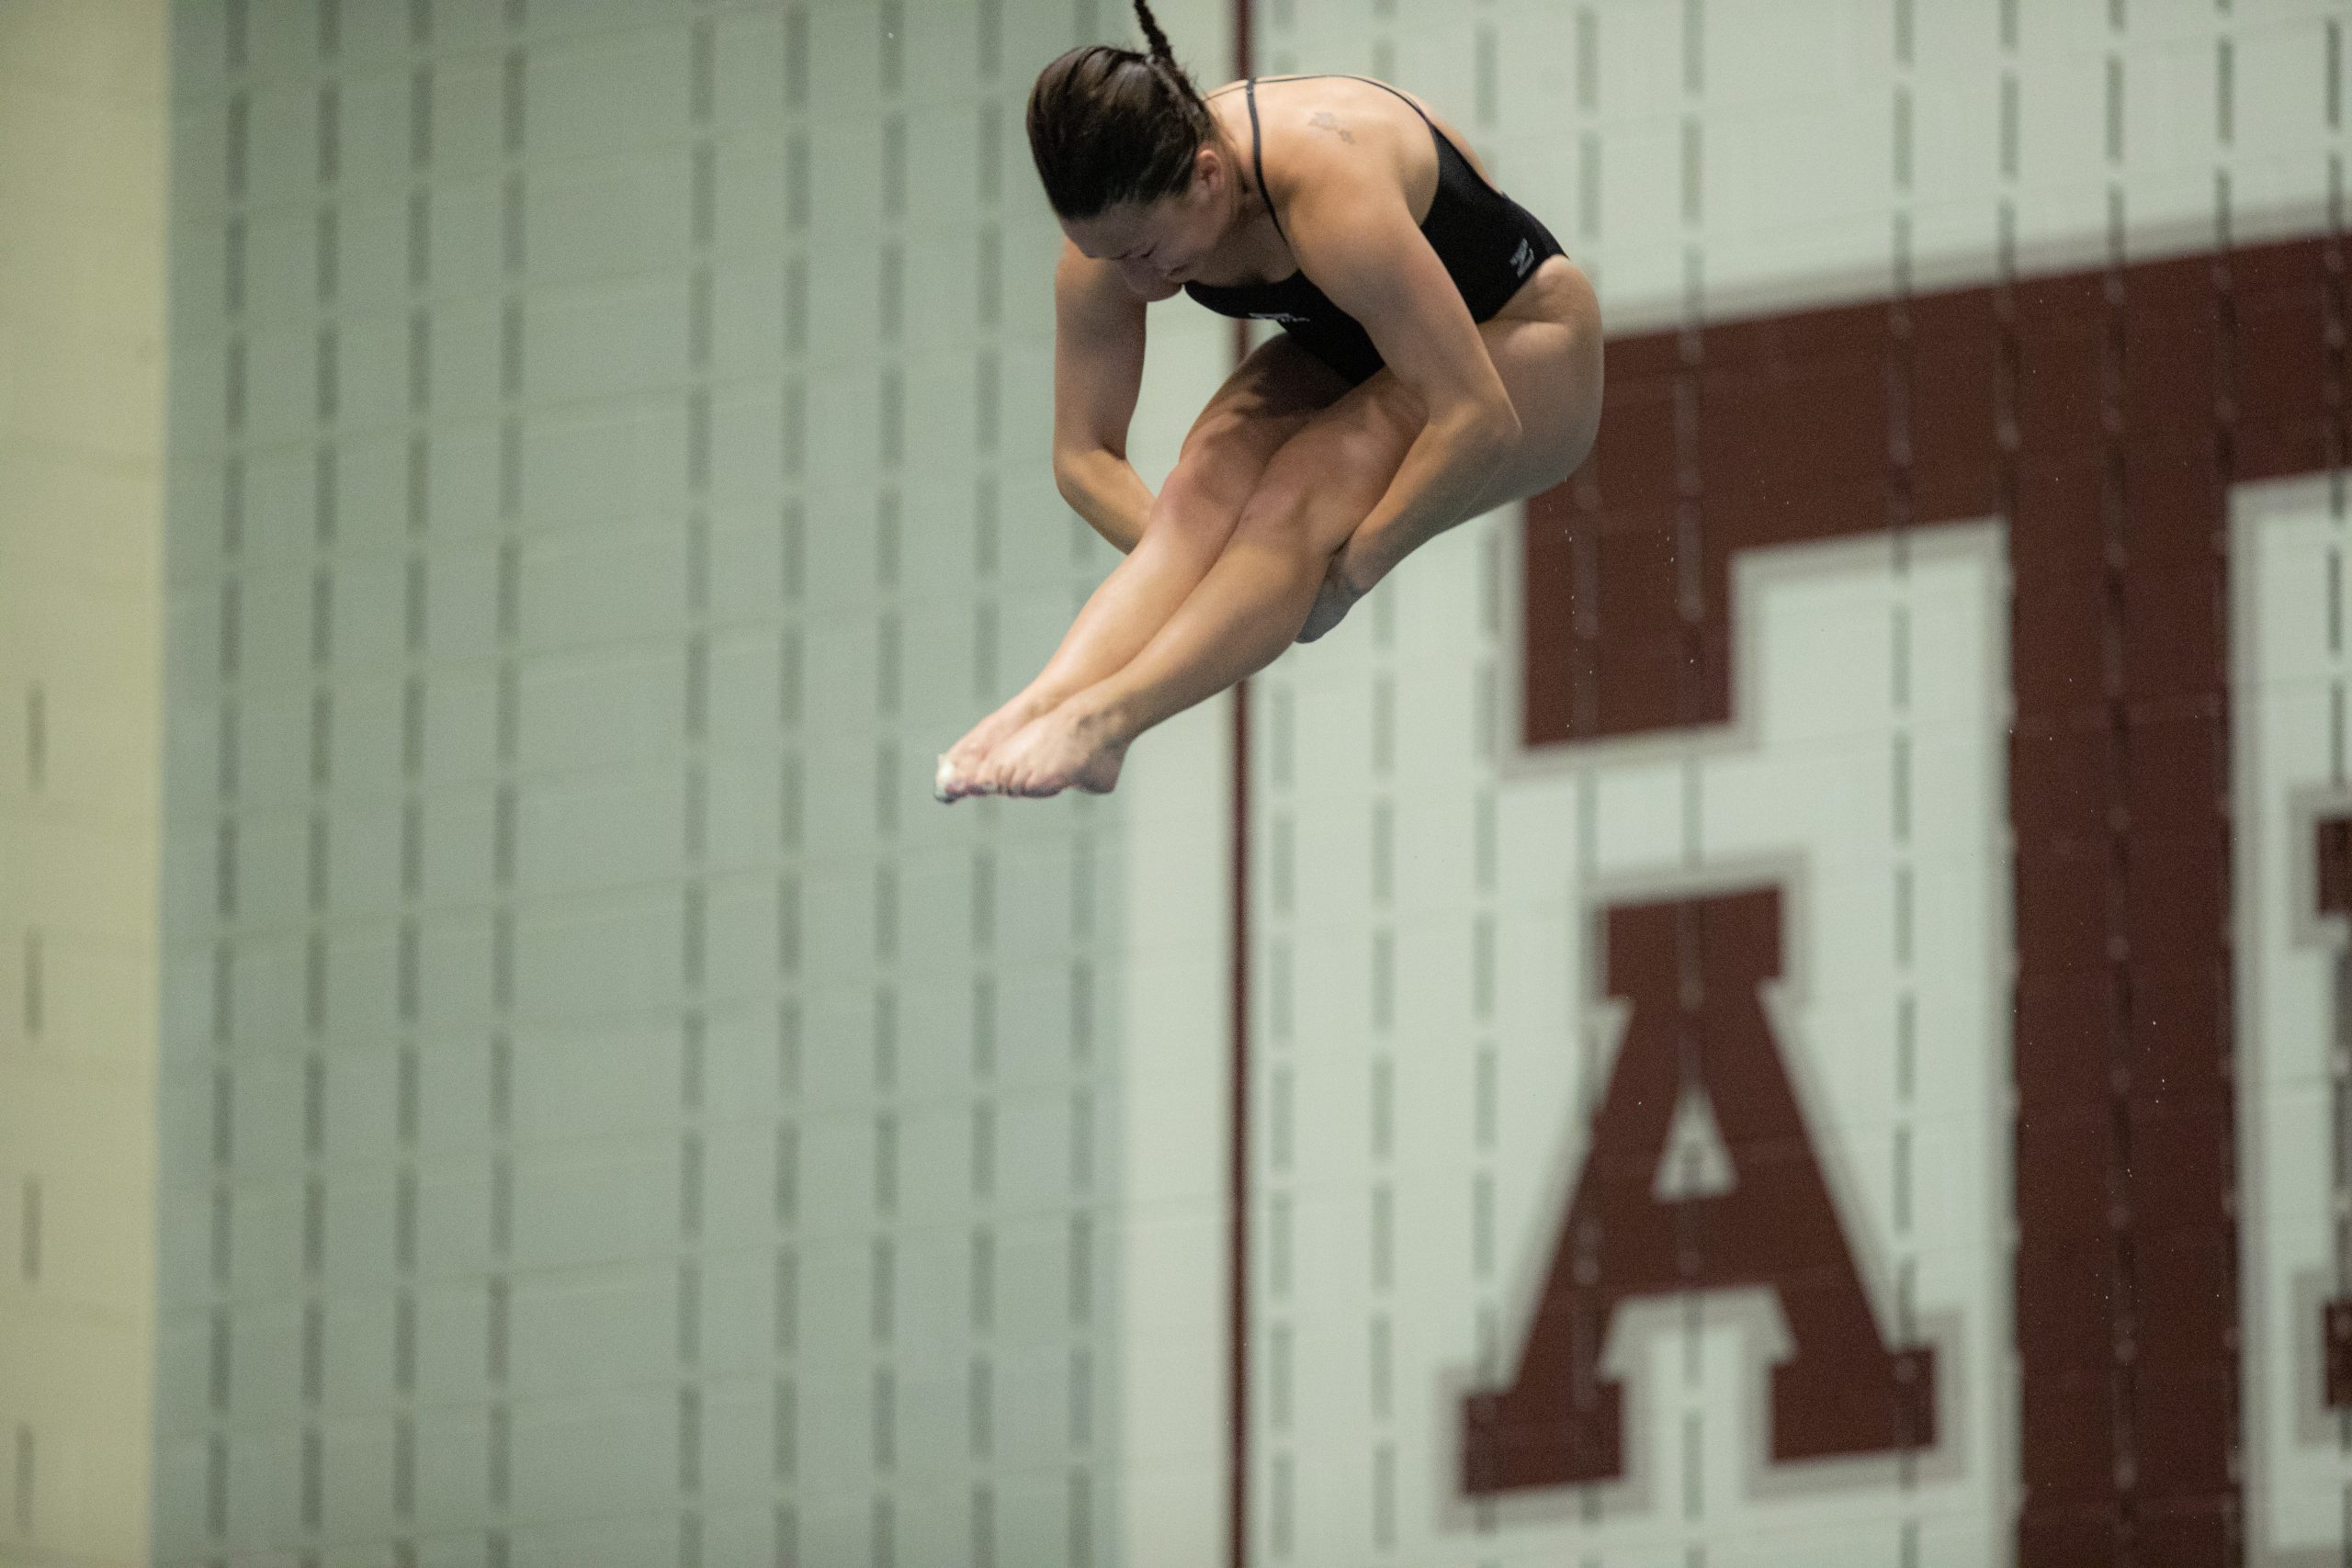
[1026,0,1220,220]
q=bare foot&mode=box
[938,687,1064,801]
[978,699,1130,798]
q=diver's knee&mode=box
[1142,461,1250,555]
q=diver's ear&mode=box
[1193,140,1227,199]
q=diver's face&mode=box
[1063,146,1234,297]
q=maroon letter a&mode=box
[1463,886,1935,1493]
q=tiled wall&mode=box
[1237,1,2350,1565]
[155,1,1230,1564]
[2233,473,2350,1568]
[1256,0,2348,336]
[31,0,2349,1565]
[0,2,169,1565]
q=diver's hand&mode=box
[1295,547,1379,643]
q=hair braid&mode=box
[1131,1,1208,122]
[1131,1,1178,76]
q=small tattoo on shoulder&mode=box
[1309,110,1355,144]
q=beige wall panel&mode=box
[0,1,169,1565]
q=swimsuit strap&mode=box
[1240,75,1447,246]
[1243,78,1288,243]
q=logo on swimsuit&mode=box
[1511,237,1536,277]
[1250,310,1310,324]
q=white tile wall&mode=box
[2232,475,2352,1568]
[153,0,1247,1564]
[1225,4,2343,1564]
[17,0,2337,1563]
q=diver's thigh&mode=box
[1152,334,1351,536]
[1467,265,1606,509]
[1184,330,1356,437]
[1226,308,1598,565]
[1227,378,1425,561]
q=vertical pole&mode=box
[1227,3,1255,1560]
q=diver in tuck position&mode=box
[938,0,1603,800]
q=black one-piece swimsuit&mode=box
[1183,75,1567,386]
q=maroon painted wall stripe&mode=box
[2323,817,2352,1413]
[1514,232,2347,1566]
[1228,672,1250,1568]
[2321,817,2352,922]
[1227,12,1253,1568]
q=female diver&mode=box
[936,1,1603,799]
